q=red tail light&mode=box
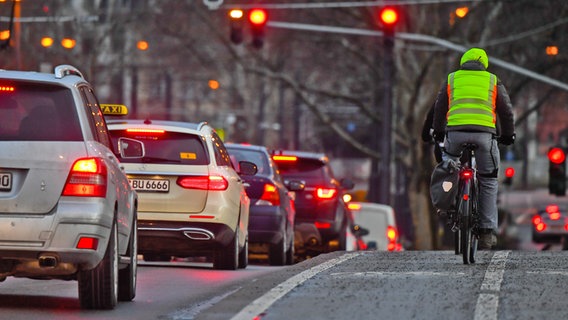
[532,215,547,232]
[258,183,280,206]
[316,187,337,199]
[62,158,107,197]
[460,169,473,180]
[177,175,228,190]
[314,221,331,229]
[387,225,398,242]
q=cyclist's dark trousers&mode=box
[443,131,500,230]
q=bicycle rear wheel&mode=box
[460,182,475,264]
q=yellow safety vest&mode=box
[446,70,497,128]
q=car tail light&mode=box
[126,128,165,135]
[273,155,297,162]
[347,203,361,211]
[546,205,562,220]
[62,158,107,197]
[177,175,228,190]
[316,187,337,199]
[314,221,331,229]
[386,225,399,252]
[532,215,547,232]
[257,183,280,206]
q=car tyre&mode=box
[269,237,286,266]
[78,221,119,310]
[285,235,295,265]
[213,232,238,270]
[118,214,137,302]
[238,234,248,269]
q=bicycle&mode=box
[447,143,480,264]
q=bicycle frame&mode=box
[451,145,480,264]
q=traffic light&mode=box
[228,9,244,44]
[378,6,399,46]
[503,167,515,186]
[249,8,267,49]
[548,147,566,196]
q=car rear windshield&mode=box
[0,81,82,141]
[276,158,326,179]
[109,130,210,165]
[227,148,270,176]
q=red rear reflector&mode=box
[273,155,297,162]
[314,221,331,229]
[316,188,337,199]
[189,215,215,219]
[259,183,280,205]
[62,158,107,197]
[177,175,228,190]
[76,237,99,250]
[348,203,361,210]
[463,194,469,201]
[126,128,165,134]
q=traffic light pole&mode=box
[378,32,394,205]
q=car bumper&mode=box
[0,198,115,277]
[137,220,236,257]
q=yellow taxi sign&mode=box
[101,104,128,116]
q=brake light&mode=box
[316,187,337,199]
[0,86,15,92]
[126,128,165,135]
[177,175,228,190]
[532,215,547,232]
[62,158,107,197]
[257,183,280,206]
[387,225,398,242]
[273,155,297,162]
[546,205,560,214]
[348,203,361,211]
[314,221,331,229]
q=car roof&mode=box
[0,65,88,88]
[106,119,210,133]
[225,143,268,153]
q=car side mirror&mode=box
[352,224,369,237]
[118,137,144,158]
[239,161,257,176]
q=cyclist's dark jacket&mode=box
[433,58,515,137]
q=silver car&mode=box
[0,65,141,309]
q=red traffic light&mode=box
[379,7,399,26]
[249,9,267,26]
[505,167,515,178]
[548,147,566,164]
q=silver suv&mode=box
[0,65,142,309]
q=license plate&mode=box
[129,179,170,192]
[0,172,12,191]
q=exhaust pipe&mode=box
[183,230,213,240]
[38,255,58,268]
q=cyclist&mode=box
[432,47,516,250]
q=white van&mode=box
[346,202,403,251]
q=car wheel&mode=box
[213,231,238,270]
[118,214,137,302]
[269,237,286,266]
[285,235,295,265]
[238,234,248,269]
[78,221,119,310]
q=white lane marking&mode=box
[230,252,361,320]
[170,287,241,320]
[473,250,510,320]
[330,271,466,277]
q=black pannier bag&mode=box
[430,158,460,212]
